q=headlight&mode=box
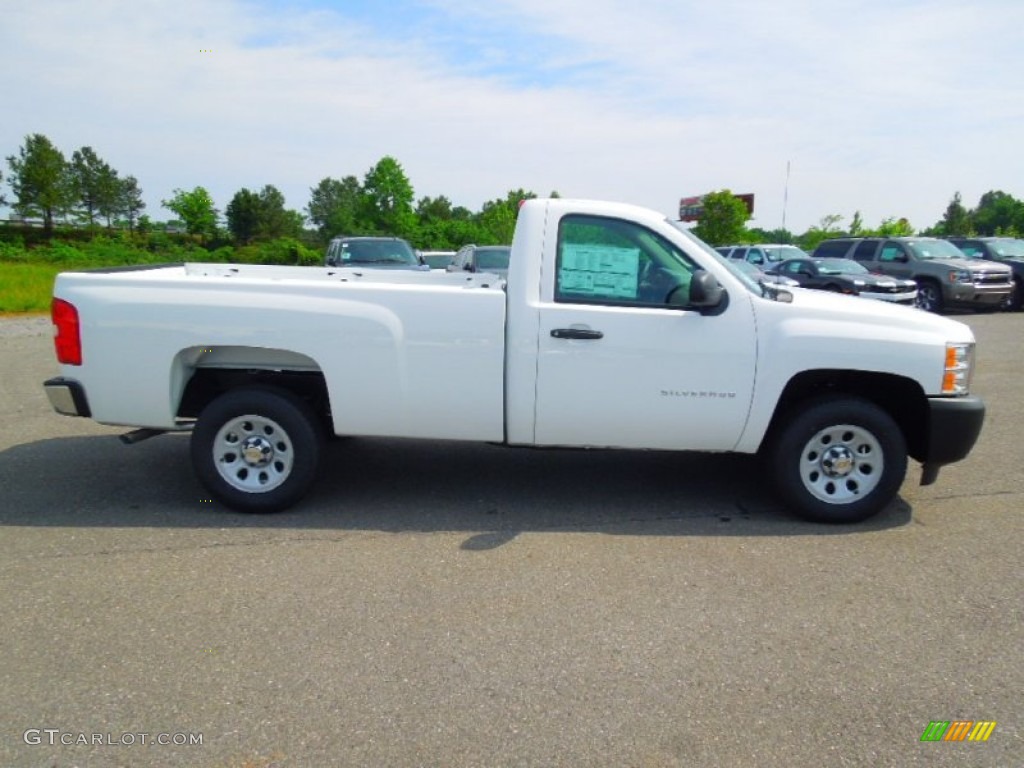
[942,342,974,394]
[948,270,972,283]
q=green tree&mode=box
[0,168,6,207]
[226,188,262,244]
[478,188,536,244]
[747,227,794,244]
[162,187,218,240]
[798,214,845,251]
[416,195,454,222]
[873,217,914,237]
[849,211,864,236]
[361,156,415,236]
[96,169,123,228]
[692,190,750,246]
[306,176,362,239]
[119,176,146,232]
[69,147,121,226]
[227,185,302,244]
[256,184,301,240]
[972,190,1023,236]
[935,192,971,235]
[6,133,75,234]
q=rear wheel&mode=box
[191,387,322,513]
[771,397,907,524]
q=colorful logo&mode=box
[920,720,996,742]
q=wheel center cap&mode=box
[821,446,855,478]
[241,436,274,466]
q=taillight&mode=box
[52,298,82,365]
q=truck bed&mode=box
[53,262,509,440]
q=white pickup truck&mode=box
[44,198,985,523]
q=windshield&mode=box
[991,239,1024,258]
[762,245,806,262]
[340,239,418,265]
[907,239,968,260]
[669,220,763,295]
[814,258,869,275]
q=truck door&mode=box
[531,213,757,451]
[877,240,915,279]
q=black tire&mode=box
[770,396,907,524]
[1004,279,1023,312]
[914,280,943,313]
[191,387,323,513]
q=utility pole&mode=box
[782,160,791,232]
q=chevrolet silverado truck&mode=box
[43,199,985,523]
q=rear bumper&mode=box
[919,395,985,484]
[43,377,91,417]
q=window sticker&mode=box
[560,244,640,300]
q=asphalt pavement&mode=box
[0,312,1020,767]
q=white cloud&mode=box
[2,0,1022,233]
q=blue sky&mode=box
[2,0,1023,234]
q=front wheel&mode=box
[1003,279,1023,312]
[770,397,907,524]
[191,387,323,513]
[914,280,943,313]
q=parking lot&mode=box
[1,312,1020,767]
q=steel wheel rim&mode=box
[799,423,883,504]
[212,414,294,493]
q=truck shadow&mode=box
[0,433,912,540]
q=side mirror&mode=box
[667,270,726,314]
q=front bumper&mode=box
[860,288,917,304]
[948,282,1011,307]
[919,395,985,484]
[43,377,91,417]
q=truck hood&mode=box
[771,286,975,342]
[932,258,1011,274]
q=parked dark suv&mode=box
[325,236,428,270]
[946,237,1024,311]
[812,237,1012,312]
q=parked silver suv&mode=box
[812,237,1012,312]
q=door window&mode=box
[879,244,906,262]
[851,241,877,261]
[555,215,697,307]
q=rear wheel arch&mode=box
[177,366,332,431]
